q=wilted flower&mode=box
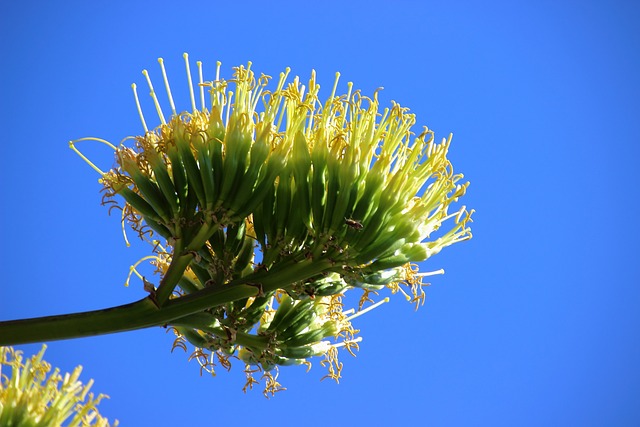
[0,346,117,426]
[67,54,473,391]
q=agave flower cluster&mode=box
[0,346,116,426]
[72,54,472,391]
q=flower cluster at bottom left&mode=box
[0,346,117,427]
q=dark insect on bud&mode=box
[344,218,364,230]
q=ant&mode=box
[344,218,364,230]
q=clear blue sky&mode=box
[1,1,639,425]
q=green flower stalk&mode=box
[0,346,117,426]
[0,54,473,392]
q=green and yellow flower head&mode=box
[0,346,117,426]
[71,53,473,393]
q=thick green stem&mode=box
[154,253,193,306]
[0,285,257,346]
[0,255,336,346]
[154,221,218,306]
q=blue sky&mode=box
[1,1,639,425]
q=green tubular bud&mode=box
[290,183,311,240]
[166,145,189,209]
[399,242,430,262]
[225,221,247,257]
[178,275,202,294]
[208,227,226,258]
[117,186,163,224]
[232,148,286,220]
[284,171,310,248]
[227,138,270,215]
[283,192,304,247]
[205,105,226,142]
[279,312,315,341]
[195,246,215,265]
[277,345,318,359]
[362,267,404,285]
[172,179,198,225]
[265,294,295,332]
[351,171,384,225]
[205,106,226,197]
[140,216,172,239]
[354,237,406,265]
[260,360,276,372]
[233,235,254,276]
[209,137,224,198]
[238,347,256,365]
[366,256,408,272]
[329,160,358,233]
[194,135,216,210]
[320,160,340,233]
[352,282,385,291]
[281,328,328,349]
[127,169,174,224]
[187,261,212,288]
[278,303,317,339]
[350,206,389,251]
[310,147,328,230]
[272,354,306,367]
[291,130,312,229]
[366,244,428,271]
[146,149,181,216]
[303,273,348,297]
[239,295,272,329]
[258,185,277,263]
[345,266,404,290]
[218,123,252,209]
[252,205,267,250]
[175,133,207,210]
[356,214,421,263]
[177,327,209,348]
[341,178,363,234]
[274,169,293,244]
[240,262,254,278]
[311,281,348,297]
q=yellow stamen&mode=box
[331,336,363,349]
[213,60,222,107]
[120,207,130,248]
[346,297,390,321]
[68,137,117,176]
[124,255,160,287]
[131,83,148,132]
[419,268,445,277]
[183,52,196,112]
[142,69,166,125]
[225,91,234,127]
[197,60,205,110]
[158,58,177,116]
